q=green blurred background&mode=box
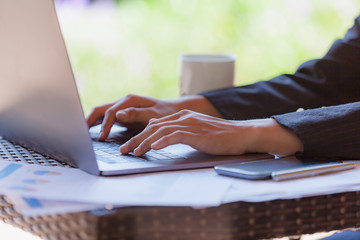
[55,0,360,115]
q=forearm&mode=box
[273,101,360,160]
[246,102,360,160]
[200,17,360,120]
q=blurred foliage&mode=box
[55,0,360,114]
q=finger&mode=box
[112,94,155,110]
[145,109,191,125]
[119,121,163,154]
[99,95,155,140]
[133,125,189,156]
[116,108,157,124]
[86,103,114,128]
[98,107,117,141]
[151,130,198,150]
[119,118,186,154]
[121,110,210,151]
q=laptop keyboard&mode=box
[0,138,65,167]
[0,137,186,167]
[93,141,186,165]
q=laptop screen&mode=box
[0,0,99,175]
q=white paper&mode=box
[2,160,360,212]
[0,162,232,207]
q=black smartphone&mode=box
[214,158,355,180]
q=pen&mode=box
[271,162,356,181]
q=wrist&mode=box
[245,119,303,156]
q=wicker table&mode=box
[1,192,360,240]
[1,139,360,240]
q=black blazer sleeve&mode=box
[273,102,360,160]
[201,16,360,160]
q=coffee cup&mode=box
[179,54,236,96]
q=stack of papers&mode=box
[1,161,360,217]
[0,162,232,216]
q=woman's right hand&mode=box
[86,94,222,141]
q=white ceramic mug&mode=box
[179,54,236,96]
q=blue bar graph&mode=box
[23,197,43,208]
[0,163,22,179]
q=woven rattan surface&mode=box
[0,138,360,240]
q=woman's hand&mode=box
[86,95,222,141]
[120,110,303,157]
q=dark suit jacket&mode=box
[202,17,360,160]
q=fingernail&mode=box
[134,147,141,156]
[119,144,127,154]
[151,142,159,150]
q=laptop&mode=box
[0,0,270,176]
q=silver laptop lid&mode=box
[0,0,99,175]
